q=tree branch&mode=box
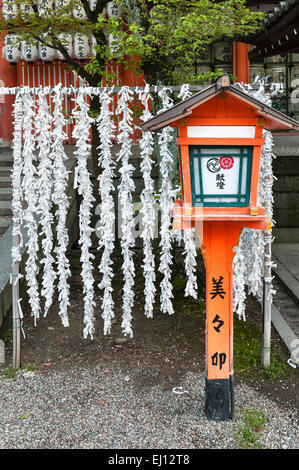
[32,33,97,85]
[80,0,107,22]
[29,0,39,15]
[95,0,108,18]
[80,0,93,21]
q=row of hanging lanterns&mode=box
[2,0,122,21]
[4,33,95,63]
[2,1,122,64]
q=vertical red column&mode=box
[119,56,145,141]
[121,56,144,87]
[0,39,17,145]
[233,42,250,84]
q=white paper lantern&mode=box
[89,0,97,11]
[106,1,122,17]
[38,0,54,17]
[20,2,34,20]
[55,0,72,15]
[2,0,18,22]
[56,33,73,60]
[21,41,39,62]
[39,41,57,62]
[74,33,90,61]
[107,33,120,58]
[73,4,87,20]
[90,35,97,57]
[55,0,64,8]
[4,34,21,64]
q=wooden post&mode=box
[199,221,243,420]
[262,230,272,368]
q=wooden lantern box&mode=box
[142,75,299,230]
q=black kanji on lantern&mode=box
[211,352,227,370]
[216,173,225,189]
[212,314,224,333]
[210,276,226,299]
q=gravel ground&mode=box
[0,365,298,449]
[0,250,297,449]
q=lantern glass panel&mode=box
[189,146,252,207]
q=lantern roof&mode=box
[141,75,299,132]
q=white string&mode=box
[233,242,247,320]
[11,91,24,266]
[233,81,276,313]
[36,88,56,317]
[183,228,198,299]
[72,89,96,339]
[97,88,116,335]
[138,84,157,318]
[51,85,71,327]
[178,84,199,299]
[117,86,136,337]
[178,83,192,101]
[22,91,40,325]
[158,87,175,315]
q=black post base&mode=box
[205,376,234,421]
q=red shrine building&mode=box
[0,1,298,146]
[0,0,145,145]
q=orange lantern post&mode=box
[142,75,299,420]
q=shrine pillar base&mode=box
[205,377,233,421]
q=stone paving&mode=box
[272,243,299,358]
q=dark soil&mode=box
[2,248,298,412]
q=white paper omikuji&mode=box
[51,85,71,328]
[116,86,136,337]
[96,88,116,336]
[36,88,56,317]
[72,89,96,339]
[233,242,247,320]
[233,81,276,315]
[178,83,192,101]
[158,88,175,315]
[178,84,199,300]
[260,130,275,222]
[9,83,276,336]
[138,84,157,319]
[183,228,198,299]
[247,230,265,300]
[261,130,276,300]
[11,91,24,267]
[22,91,41,325]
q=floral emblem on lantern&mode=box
[219,156,234,170]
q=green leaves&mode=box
[116,0,265,85]
[0,1,265,86]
